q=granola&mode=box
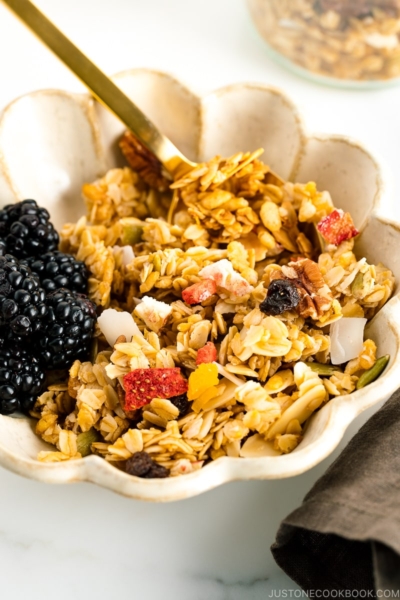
[247,0,400,82]
[31,136,394,477]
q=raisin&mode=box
[126,451,170,479]
[260,279,300,316]
[169,393,190,417]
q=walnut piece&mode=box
[120,131,171,192]
[277,258,333,320]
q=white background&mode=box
[0,1,399,598]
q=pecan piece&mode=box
[120,131,171,192]
[275,258,333,320]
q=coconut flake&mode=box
[330,317,367,365]
[113,245,135,266]
[98,308,143,348]
[121,245,135,266]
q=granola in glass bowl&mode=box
[247,0,400,86]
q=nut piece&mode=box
[274,258,333,320]
[120,131,171,192]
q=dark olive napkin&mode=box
[271,389,400,596]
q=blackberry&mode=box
[0,326,34,355]
[0,199,59,259]
[126,451,170,478]
[0,346,45,415]
[21,251,88,294]
[0,254,47,337]
[38,288,96,369]
[260,279,300,316]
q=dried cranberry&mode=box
[126,451,170,479]
[169,393,190,417]
[260,279,300,316]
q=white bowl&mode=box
[0,69,399,502]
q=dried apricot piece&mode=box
[188,363,219,401]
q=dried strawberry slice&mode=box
[317,209,359,246]
[182,279,217,305]
[123,368,188,411]
[196,342,218,365]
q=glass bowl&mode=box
[246,0,400,88]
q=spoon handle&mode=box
[1,0,193,174]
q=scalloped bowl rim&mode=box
[0,68,398,502]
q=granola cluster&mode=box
[247,0,400,82]
[31,137,394,477]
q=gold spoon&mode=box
[1,0,198,178]
[1,0,285,186]
[3,0,333,256]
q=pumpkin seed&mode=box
[356,355,390,389]
[306,362,343,376]
[351,271,364,296]
[120,218,143,245]
[77,429,101,457]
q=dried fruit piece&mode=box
[317,209,359,246]
[260,279,300,316]
[134,296,172,333]
[123,368,188,411]
[276,258,334,321]
[182,279,217,305]
[188,363,219,401]
[199,259,253,297]
[196,342,218,365]
[169,393,190,416]
[126,451,170,478]
[356,355,390,389]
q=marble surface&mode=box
[0,1,399,598]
